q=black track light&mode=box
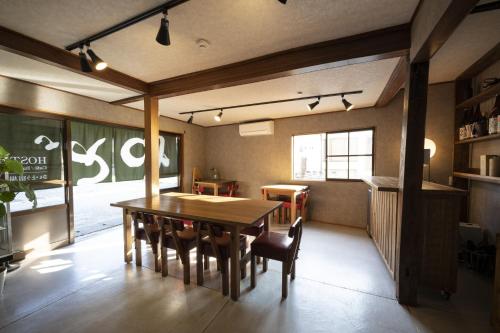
[308,97,320,111]
[79,46,92,72]
[86,48,107,71]
[341,94,354,111]
[156,11,171,46]
[214,109,223,122]
[187,113,194,124]
[278,0,287,4]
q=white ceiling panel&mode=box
[0,0,418,82]
[126,58,400,126]
[0,50,138,102]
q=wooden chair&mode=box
[159,217,198,284]
[196,222,247,296]
[132,212,161,272]
[250,217,303,298]
[192,167,202,194]
[281,189,310,223]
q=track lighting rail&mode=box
[65,0,189,51]
[178,90,362,115]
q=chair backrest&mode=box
[287,217,303,264]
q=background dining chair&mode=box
[192,167,202,194]
[132,212,161,272]
[250,217,303,298]
[159,217,198,284]
[196,222,247,296]
[280,189,310,223]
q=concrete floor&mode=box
[0,222,494,332]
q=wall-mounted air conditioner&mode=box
[239,120,274,137]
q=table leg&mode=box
[264,212,272,232]
[291,192,297,224]
[123,209,132,263]
[214,184,219,196]
[230,225,241,301]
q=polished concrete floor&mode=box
[0,222,494,332]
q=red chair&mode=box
[280,190,310,224]
[251,217,303,298]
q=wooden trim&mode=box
[453,172,500,185]
[376,57,408,107]
[455,133,500,144]
[110,95,146,105]
[149,25,410,98]
[144,95,160,197]
[412,0,479,62]
[457,42,500,80]
[0,25,148,93]
[456,82,500,109]
[11,204,68,217]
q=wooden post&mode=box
[144,95,160,198]
[396,60,429,305]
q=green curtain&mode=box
[114,127,144,182]
[159,134,179,178]
[71,121,113,185]
[0,113,63,189]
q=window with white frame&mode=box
[292,129,373,181]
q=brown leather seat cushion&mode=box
[241,220,264,237]
[251,231,293,262]
[163,228,198,250]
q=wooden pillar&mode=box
[396,60,429,305]
[144,95,160,198]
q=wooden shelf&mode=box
[455,133,500,144]
[453,172,500,185]
[456,82,500,109]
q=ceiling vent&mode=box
[239,120,274,137]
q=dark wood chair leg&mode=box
[183,252,190,285]
[222,259,229,296]
[217,260,221,271]
[291,260,296,280]
[263,258,268,272]
[161,246,168,277]
[251,254,256,288]
[135,237,142,267]
[152,242,161,272]
[196,249,203,286]
[240,248,247,279]
[282,262,288,299]
[256,256,261,264]
[204,254,209,270]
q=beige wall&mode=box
[205,92,405,227]
[0,75,205,191]
[425,82,455,185]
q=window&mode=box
[292,128,373,181]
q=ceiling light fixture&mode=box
[214,109,223,122]
[156,10,171,46]
[78,46,93,72]
[341,94,354,111]
[187,113,194,124]
[86,44,107,71]
[307,97,320,111]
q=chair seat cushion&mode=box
[251,231,293,262]
[241,220,264,237]
[200,233,247,258]
[163,228,198,250]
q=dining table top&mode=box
[194,179,236,185]
[261,184,309,192]
[111,192,282,226]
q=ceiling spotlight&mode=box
[214,109,223,122]
[308,97,320,111]
[187,113,194,124]
[156,10,171,46]
[86,47,107,71]
[278,0,287,4]
[78,46,92,72]
[341,94,354,111]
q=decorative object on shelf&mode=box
[490,156,500,177]
[489,95,499,135]
[209,168,220,180]
[480,155,495,176]
[472,105,488,138]
[482,78,500,89]
[463,108,474,140]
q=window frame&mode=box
[291,127,375,182]
[326,127,375,181]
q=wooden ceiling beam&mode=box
[457,41,500,80]
[146,24,410,99]
[0,25,149,94]
[376,56,408,107]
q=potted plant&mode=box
[0,144,36,293]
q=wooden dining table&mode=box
[261,184,309,224]
[193,179,236,196]
[111,192,282,301]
